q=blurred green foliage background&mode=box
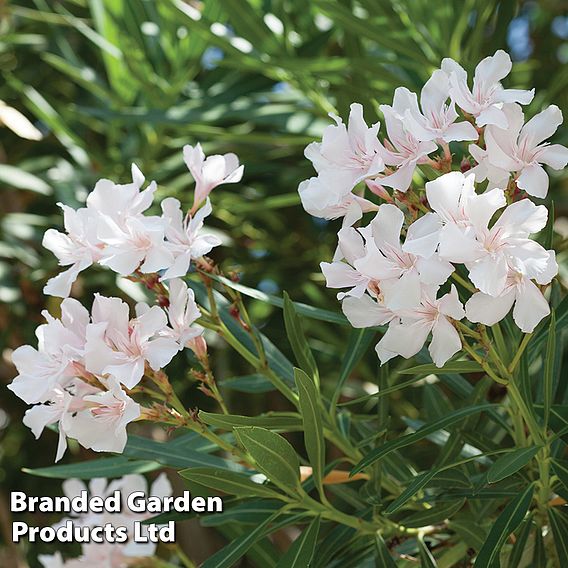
[0,0,567,565]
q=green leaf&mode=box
[331,328,375,412]
[276,516,320,568]
[397,361,483,375]
[551,460,568,492]
[401,499,465,528]
[234,427,302,495]
[374,533,396,568]
[543,310,556,431]
[385,470,438,514]
[295,368,325,498]
[220,374,276,393]
[201,509,282,568]
[200,411,303,432]
[24,457,159,479]
[507,516,534,568]
[475,483,534,567]
[549,508,568,566]
[283,292,319,384]
[448,520,487,551]
[0,164,51,194]
[179,468,283,499]
[418,536,438,567]
[486,446,541,484]
[352,404,497,474]
[123,435,242,471]
[210,275,349,326]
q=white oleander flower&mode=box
[399,71,479,143]
[65,379,140,455]
[22,379,99,462]
[438,198,552,297]
[304,103,385,186]
[8,298,89,404]
[442,50,534,128]
[85,295,179,389]
[484,103,568,198]
[377,89,438,192]
[465,252,557,332]
[164,278,203,348]
[161,197,222,279]
[298,171,379,227]
[402,171,506,260]
[351,204,454,310]
[184,143,244,211]
[376,285,465,367]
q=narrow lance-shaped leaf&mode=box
[549,508,568,566]
[331,328,375,413]
[283,291,319,385]
[234,427,302,496]
[543,310,557,431]
[374,533,397,568]
[352,404,497,474]
[276,516,320,568]
[486,446,541,484]
[475,483,534,567]
[201,509,282,568]
[295,368,325,499]
[178,467,284,499]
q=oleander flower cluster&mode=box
[9,145,242,461]
[39,474,172,567]
[299,50,566,367]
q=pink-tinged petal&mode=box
[493,199,548,237]
[376,319,431,363]
[337,227,365,264]
[512,278,550,333]
[420,70,450,116]
[415,255,454,286]
[535,250,558,285]
[144,337,180,371]
[484,128,519,172]
[135,305,168,340]
[342,295,394,328]
[521,105,563,147]
[429,316,462,367]
[320,261,366,292]
[468,254,509,296]
[465,289,515,326]
[43,262,86,299]
[370,203,404,249]
[140,245,174,274]
[466,187,506,230]
[55,426,68,462]
[516,164,549,198]
[22,404,60,438]
[535,144,568,170]
[92,294,130,335]
[382,268,422,310]
[474,50,511,88]
[354,247,400,281]
[506,238,551,278]
[378,162,417,192]
[438,223,484,263]
[99,248,144,276]
[442,121,479,142]
[476,106,508,128]
[438,285,465,320]
[425,171,468,221]
[499,88,534,105]
[403,213,442,258]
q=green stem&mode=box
[508,333,533,374]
